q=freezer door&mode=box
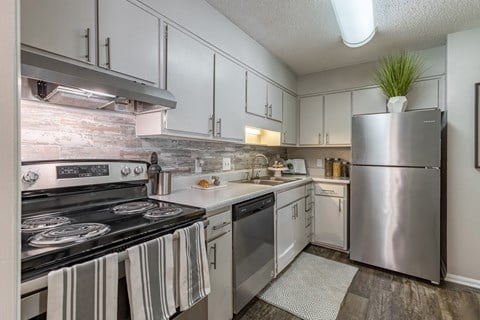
[350,165,440,282]
[352,110,441,167]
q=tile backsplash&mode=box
[21,99,286,175]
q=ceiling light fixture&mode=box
[330,0,376,48]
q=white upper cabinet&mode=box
[267,83,283,121]
[21,0,96,64]
[214,55,246,142]
[299,96,324,145]
[165,25,214,136]
[324,92,351,145]
[246,72,268,117]
[407,78,440,110]
[282,92,297,145]
[98,0,159,83]
[352,87,386,115]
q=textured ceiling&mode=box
[204,0,480,75]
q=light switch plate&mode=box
[222,158,231,171]
[316,159,323,167]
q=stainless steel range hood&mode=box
[21,51,176,111]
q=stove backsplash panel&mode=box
[21,100,286,175]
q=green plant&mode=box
[373,51,423,98]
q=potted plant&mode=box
[373,51,423,113]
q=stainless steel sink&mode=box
[231,176,302,186]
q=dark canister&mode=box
[325,157,333,177]
[341,161,350,178]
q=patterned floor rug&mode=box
[258,252,358,320]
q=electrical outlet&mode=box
[222,158,231,171]
[316,159,323,167]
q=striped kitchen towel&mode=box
[174,222,211,311]
[125,234,176,320]
[47,253,119,320]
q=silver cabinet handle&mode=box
[283,131,287,143]
[338,199,341,212]
[84,28,90,62]
[210,243,217,270]
[212,221,230,230]
[292,205,295,220]
[318,133,322,145]
[265,104,268,117]
[268,105,273,118]
[216,118,222,137]
[326,133,329,144]
[208,115,214,133]
[105,37,111,69]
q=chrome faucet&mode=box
[250,154,269,179]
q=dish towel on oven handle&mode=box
[47,252,119,320]
[126,234,176,320]
[174,221,211,311]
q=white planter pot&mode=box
[387,96,408,113]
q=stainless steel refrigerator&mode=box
[350,109,446,284]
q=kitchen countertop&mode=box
[150,175,350,212]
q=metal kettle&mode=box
[148,152,171,195]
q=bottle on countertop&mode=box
[332,158,342,177]
[325,157,333,177]
[341,160,350,178]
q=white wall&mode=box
[446,27,480,282]
[138,0,297,92]
[0,0,20,318]
[298,46,446,95]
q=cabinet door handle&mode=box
[105,37,111,69]
[84,28,90,62]
[216,118,222,137]
[212,221,230,230]
[326,133,329,144]
[268,105,273,118]
[318,133,322,145]
[338,199,341,212]
[210,243,217,270]
[208,115,214,133]
[283,131,287,143]
[265,104,268,117]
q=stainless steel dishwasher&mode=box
[232,193,275,314]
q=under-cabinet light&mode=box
[245,127,261,135]
[330,0,376,48]
[55,86,116,99]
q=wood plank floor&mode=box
[236,245,480,320]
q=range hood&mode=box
[21,51,176,111]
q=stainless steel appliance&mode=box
[350,109,446,284]
[232,193,275,314]
[20,160,206,319]
[283,159,307,175]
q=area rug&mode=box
[257,252,358,320]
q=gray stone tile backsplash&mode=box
[21,99,286,175]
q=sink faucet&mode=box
[250,154,269,179]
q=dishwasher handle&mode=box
[232,193,275,221]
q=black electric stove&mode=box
[21,160,205,282]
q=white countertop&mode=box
[150,175,350,212]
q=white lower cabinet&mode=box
[276,184,311,275]
[313,183,349,251]
[207,211,233,320]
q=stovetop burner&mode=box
[21,216,72,233]
[29,223,111,247]
[143,207,184,220]
[112,201,158,215]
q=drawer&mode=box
[207,210,232,241]
[277,185,306,208]
[314,183,345,197]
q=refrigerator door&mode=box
[350,165,440,282]
[352,110,441,167]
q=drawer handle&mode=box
[212,221,230,230]
[210,243,217,270]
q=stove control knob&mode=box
[133,166,144,175]
[121,166,131,176]
[23,171,39,184]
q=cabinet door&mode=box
[98,0,159,83]
[299,96,323,145]
[324,92,352,145]
[246,72,267,117]
[276,205,296,274]
[165,26,214,136]
[352,87,386,115]
[267,84,283,121]
[208,232,233,320]
[407,78,439,110]
[314,195,345,249]
[282,92,297,145]
[21,0,96,64]
[214,55,245,142]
